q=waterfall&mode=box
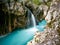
[25,7,36,27]
[31,14,36,27]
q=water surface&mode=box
[0,20,47,45]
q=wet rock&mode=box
[27,0,60,45]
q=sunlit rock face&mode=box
[27,0,60,45]
[27,29,60,45]
[39,4,48,18]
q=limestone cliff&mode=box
[27,0,60,45]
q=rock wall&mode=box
[27,0,60,45]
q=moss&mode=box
[47,2,51,7]
[32,0,40,5]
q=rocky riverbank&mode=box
[27,0,60,45]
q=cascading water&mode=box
[25,7,38,31]
[31,14,36,27]
[26,7,47,31]
[26,7,36,28]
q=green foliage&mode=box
[32,0,40,5]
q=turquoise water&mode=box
[37,20,47,31]
[0,20,47,45]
